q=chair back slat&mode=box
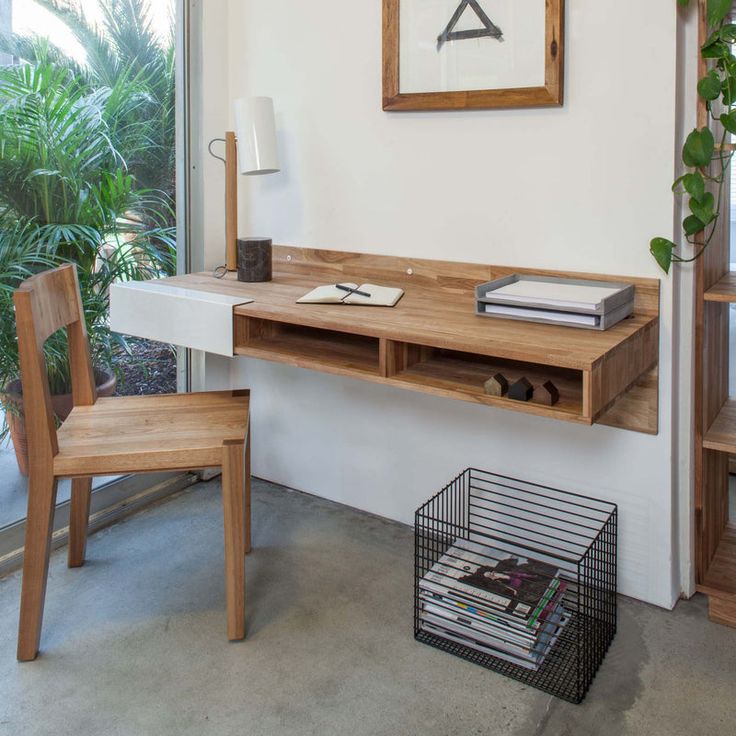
[13,265,97,466]
[19,266,80,344]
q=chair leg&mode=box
[17,472,58,661]
[222,439,246,641]
[68,477,92,568]
[245,427,252,555]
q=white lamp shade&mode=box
[233,96,280,175]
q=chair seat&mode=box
[54,391,249,477]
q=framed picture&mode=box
[382,0,564,111]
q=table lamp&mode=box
[210,96,280,272]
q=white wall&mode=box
[198,0,686,608]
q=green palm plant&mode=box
[0,44,175,278]
[0,50,148,231]
[0,51,174,427]
[0,0,176,219]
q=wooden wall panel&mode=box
[694,0,733,591]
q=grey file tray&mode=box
[475,275,635,331]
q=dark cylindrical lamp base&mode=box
[237,237,272,282]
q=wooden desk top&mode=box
[165,249,658,372]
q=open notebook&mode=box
[297,283,404,307]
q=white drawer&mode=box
[110,280,253,357]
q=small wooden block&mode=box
[533,380,560,407]
[483,373,508,397]
[508,377,534,402]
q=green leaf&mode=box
[708,0,731,26]
[722,77,736,106]
[684,214,706,236]
[683,172,706,202]
[650,238,674,274]
[672,174,687,192]
[690,192,716,225]
[705,29,722,48]
[721,110,736,134]
[719,23,736,42]
[698,70,722,100]
[682,127,715,168]
[702,40,730,58]
[677,0,690,6]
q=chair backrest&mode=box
[13,264,97,466]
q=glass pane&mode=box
[0,0,178,530]
[731,122,736,523]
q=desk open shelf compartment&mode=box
[384,342,586,422]
[234,316,381,377]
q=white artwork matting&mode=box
[399,0,546,94]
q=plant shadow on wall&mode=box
[0,0,176,475]
[651,0,736,274]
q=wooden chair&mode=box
[13,264,251,661]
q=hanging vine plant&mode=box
[651,0,736,273]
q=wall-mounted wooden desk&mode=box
[111,246,660,435]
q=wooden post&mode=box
[225,131,238,271]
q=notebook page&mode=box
[343,284,404,307]
[297,283,358,304]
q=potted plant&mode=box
[0,49,175,474]
[0,220,172,474]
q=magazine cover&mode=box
[420,538,561,625]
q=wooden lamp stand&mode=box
[225,131,238,272]
[220,97,280,273]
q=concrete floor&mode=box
[0,479,735,736]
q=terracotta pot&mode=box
[3,369,116,477]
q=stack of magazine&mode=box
[418,538,569,671]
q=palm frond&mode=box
[30,0,177,214]
[32,0,121,85]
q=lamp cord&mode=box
[208,137,227,165]
[208,138,228,278]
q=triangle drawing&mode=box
[437,0,504,51]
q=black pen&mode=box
[336,283,372,298]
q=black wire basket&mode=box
[414,468,617,704]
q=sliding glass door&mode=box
[0,0,192,562]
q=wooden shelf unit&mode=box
[231,306,659,429]
[703,399,736,454]
[693,0,736,627]
[161,245,665,434]
[701,524,736,596]
[704,272,736,302]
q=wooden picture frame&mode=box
[382,0,564,111]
